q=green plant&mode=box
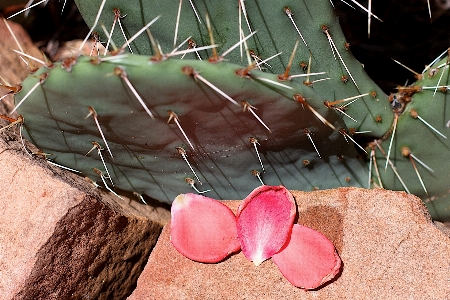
[373,55,450,220]
[6,0,450,221]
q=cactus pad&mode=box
[16,55,368,202]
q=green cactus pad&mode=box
[74,0,393,136]
[372,57,450,221]
[10,0,450,221]
[16,55,368,202]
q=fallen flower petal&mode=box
[236,185,296,266]
[272,224,341,289]
[170,193,241,263]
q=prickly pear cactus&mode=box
[372,55,450,220]
[9,0,450,221]
[17,54,368,202]
[74,0,394,135]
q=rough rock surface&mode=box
[0,130,170,300]
[129,188,450,299]
[0,20,171,300]
[0,20,43,116]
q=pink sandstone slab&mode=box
[0,130,169,300]
[129,188,450,299]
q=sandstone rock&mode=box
[0,20,44,116]
[0,130,170,300]
[129,188,450,299]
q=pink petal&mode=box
[272,224,342,289]
[236,185,296,266]
[170,193,241,263]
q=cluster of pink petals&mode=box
[170,185,341,289]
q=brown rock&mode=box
[0,20,44,116]
[129,188,450,299]
[0,130,169,300]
